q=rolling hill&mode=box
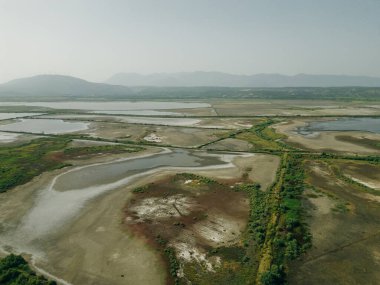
[107,72,380,87]
[0,75,132,97]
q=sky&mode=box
[0,0,380,83]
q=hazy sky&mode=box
[1,0,380,83]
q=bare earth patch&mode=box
[124,173,250,282]
[274,119,380,154]
[289,161,380,285]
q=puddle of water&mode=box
[0,132,19,142]
[91,110,181,116]
[298,118,380,135]
[0,113,42,120]
[0,119,89,134]
[119,117,201,126]
[0,149,247,253]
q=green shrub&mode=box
[0,254,56,285]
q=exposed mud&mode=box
[274,119,380,154]
[289,160,380,284]
[336,161,380,191]
[124,174,250,281]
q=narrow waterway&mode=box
[0,148,247,256]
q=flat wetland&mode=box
[1,99,380,285]
[290,160,380,284]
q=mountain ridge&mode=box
[1,73,380,99]
[0,74,132,97]
[106,71,380,87]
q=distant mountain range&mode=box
[107,72,380,87]
[0,75,132,97]
[1,73,380,99]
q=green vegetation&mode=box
[147,157,310,285]
[127,142,312,285]
[208,246,246,262]
[236,119,288,152]
[0,138,70,193]
[260,264,286,285]
[3,102,380,284]
[164,247,181,285]
[198,129,244,149]
[276,155,312,258]
[251,154,311,284]
[318,152,380,164]
[172,172,217,184]
[239,183,268,250]
[0,137,143,193]
[63,144,143,157]
[0,254,56,285]
[132,184,153,193]
[336,135,380,151]
[328,162,380,196]
[332,202,349,213]
[166,156,310,285]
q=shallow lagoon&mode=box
[0,119,89,134]
[91,110,181,116]
[299,118,380,135]
[0,113,41,120]
[0,132,19,143]
[0,149,244,247]
[0,101,210,111]
[119,116,201,126]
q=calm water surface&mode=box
[0,101,210,111]
[91,110,181,116]
[0,119,89,134]
[0,132,19,142]
[0,113,41,120]
[299,118,380,135]
[0,149,241,249]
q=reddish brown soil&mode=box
[123,173,250,284]
[125,175,248,243]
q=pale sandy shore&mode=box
[0,147,279,285]
[274,119,380,155]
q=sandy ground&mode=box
[125,174,250,274]
[349,176,380,190]
[337,161,380,190]
[170,107,217,116]
[41,115,255,130]
[274,120,380,154]
[0,147,279,285]
[204,138,253,152]
[41,181,166,285]
[149,127,230,147]
[191,153,280,190]
[43,153,264,285]
[83,122,231,147]
[0,147,164,285]
[194,117,256,129]
[211,100,380,116]
[289,161,380,284]
[0,132,40,146]
[83,122,148,140]
[68,139,121,148]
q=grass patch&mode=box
[0,137,143,193]
[63,144,143,157]
[236,119,291,152]
[255,154,312,284]
[332,202,349,213]
[0,137,70,193]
